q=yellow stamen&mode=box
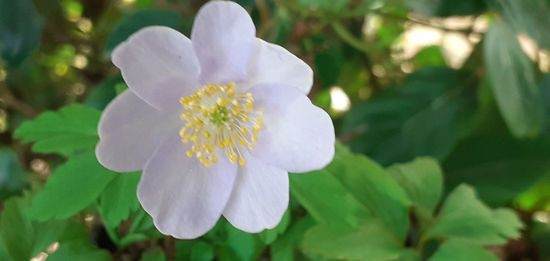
[178,82,264,167]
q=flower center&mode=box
[179,82,263,167]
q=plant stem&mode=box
[0,81,38,118]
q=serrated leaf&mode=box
[425,184,523,245]
[387,157,443,222]
[104,9,182,56]
[14,105,101,156]
[484,20,544,138]
[99,172,141,229]
[0,0,44,65]
[290,158,369,227]
[30,151,116,221]
[429,241,499,261]
[302,219,406,261]
[330,152,411,241]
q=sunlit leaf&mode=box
[14,105,101,156]
[429,241,498,261]
[302,219,406,261]
[425,184,523,245]
[387,157,443,222]
[330,152,411,240]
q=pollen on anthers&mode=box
[179,82,264,167]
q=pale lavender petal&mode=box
[191,1,255,85]
[96,90,180,172]
[112,26,200,112]
[223,153,289,233]
[250,83,335,173]
[138,135,238,239]
[240,39,313,94]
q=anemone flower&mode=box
[96,0,335,239]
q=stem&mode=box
[331,22,381,92]
[0,81,38,118]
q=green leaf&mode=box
[490,0,550,49]
[302,219,407,261]
[331,152,411,240]
[484,20,544,138]
[0,194,67,261]
[387,157,443,222]
[298,0,350,12]
[271,216,315,261]
[47,241,110,261]
[395,250,422,261]
[0,148,27,199]
[313,36,344,87]
[414,46,446,67]
[85,74,123,110]
[429,241,498,261]
[407,0,486,17]
[47,221,110,261]
[259,210,291,245]
[142,248,167,261]
[0,0,44,65]
[30,151,116,221]
[104,9,182,56]
[225,223,256,261]
[99,172,141,229]
[14,105,101,156]
[542,75,550,134]
[444,135,550,204]
[190,242,214,261]
[343,67,475,165]
[290,156,369,227]
[425,184,523,245]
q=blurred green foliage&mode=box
[1,0,550,260]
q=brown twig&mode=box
[0,81,39,118]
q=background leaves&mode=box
[1,0,549,260]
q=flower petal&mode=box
[241,39,313,94]
[96,90,179,172]
[191,1,255,85]
[138,135,238,239]
[223,153,289,233]
[112,26,200,112]
[250,83,335,173]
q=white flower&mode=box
[96,1,334,239]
